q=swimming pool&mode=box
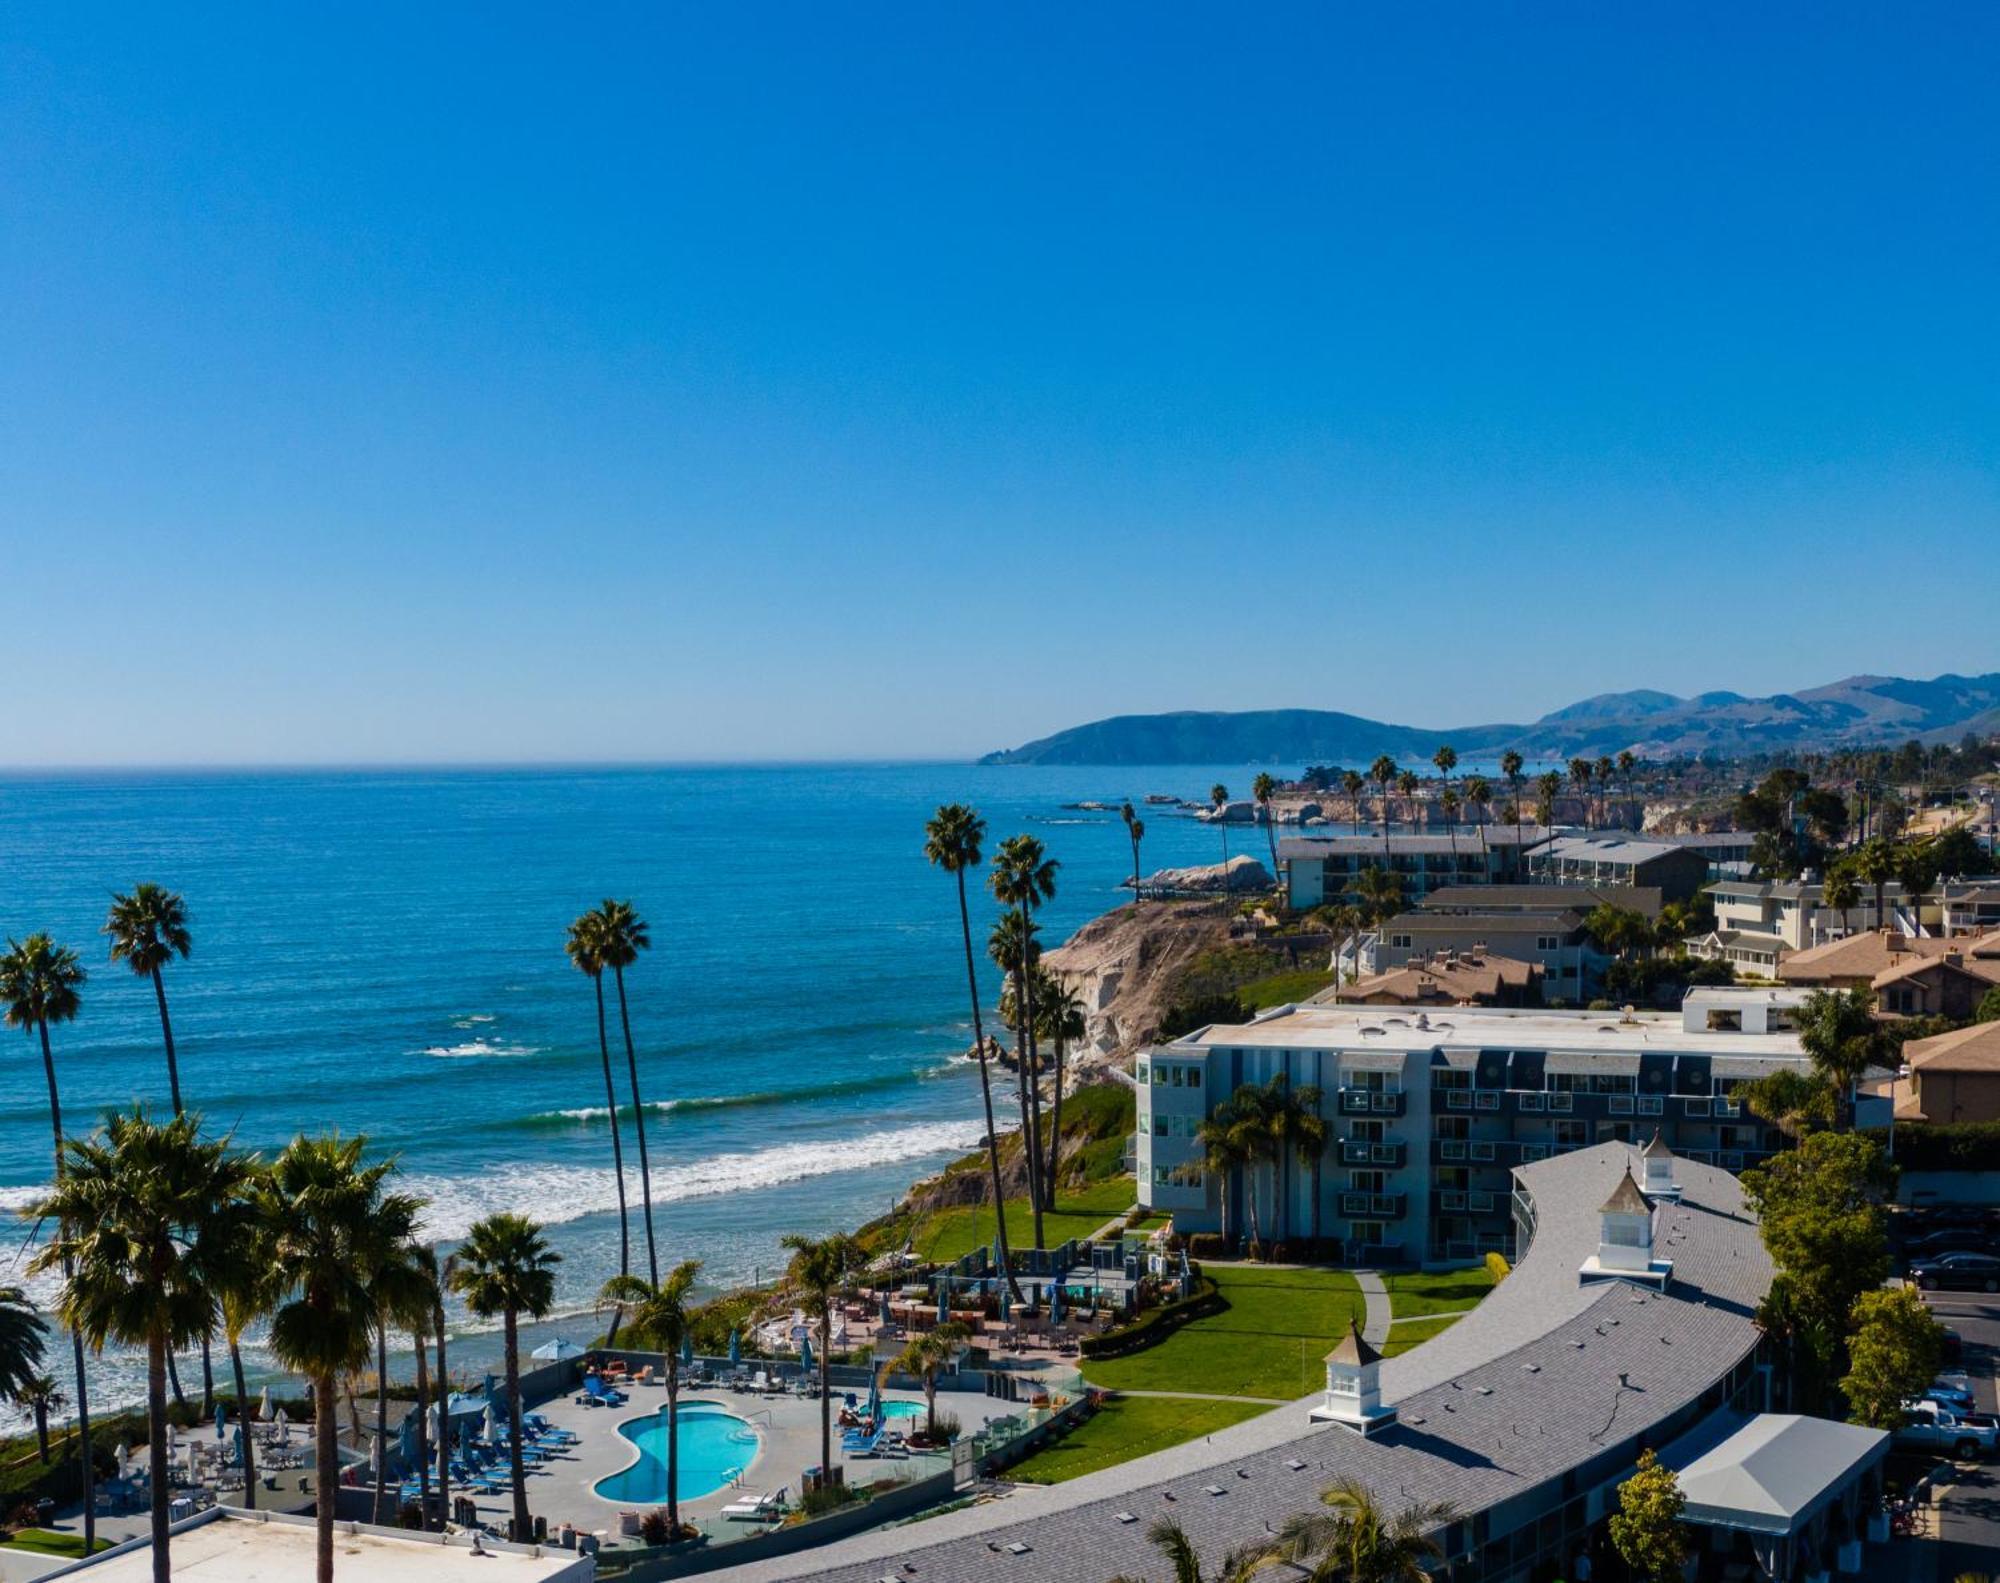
[879,1399,923,1420]
[593,1402,760,1504]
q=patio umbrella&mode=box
[865,1367,881,1425]
[799,1333,814,1372]
[997,1282,1011,1321]
[728,1329,741,1366]
[482,1404,497,1442]
[273,1406,287,1431]
[1050,1282,1065,1325]
[680,1334,694,1368]
[399,1412,418,1466]
[531,1338,584,1362]
[878,1291,892,1327]
[936,1279,949,1323]
[216,1401,227,1439]
[258,1384,272,1421]
[116,1441,130,1477]
[233,1426,246,1468]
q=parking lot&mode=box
[1916,1288,2000,1580]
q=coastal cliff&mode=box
[1044,899,1240,1062]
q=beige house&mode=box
[1328,949,1542,1007]
[1893,1022,2000,1125]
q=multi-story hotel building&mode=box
[1136,989,1835,1265]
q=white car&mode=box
[1896,1401,1999,1460]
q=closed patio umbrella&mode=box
[1050,1282,1065,1325]
[482,1404,497,1442]
[878,1291,893,1327]
[936,1279,949,1323]
[680,1334,694,1368]
[727,1329,741,1366]
[258,1384,272,1421]
[216,1401,227,1439]
[799,1333,814,1372]
[997,1282,1011,1321]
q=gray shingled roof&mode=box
[708,1145,1770,1583]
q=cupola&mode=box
[1309,1319,1396,1434]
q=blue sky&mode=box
[2,4,1995,764]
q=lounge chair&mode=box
[719,1490,784,1522]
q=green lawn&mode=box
[1380,1313,1464,1357]
[1006,1394,1267,1484]
[908,1177,1136,1263]
[1381,1266,1496,1320]
[1081,1264,1366,1399]
[1237,967,1338,1009]
[0,1531,112,1558]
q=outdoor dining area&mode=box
[97,1389,314,1516]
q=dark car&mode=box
[1908,1229,1999,1260]
[1943,1328,1965,1365]
[1910,1252,2000,1292]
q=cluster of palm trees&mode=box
[1564,749,1640,829]
[1109,1481,1451,1583]
[2,890,574,1583]
[925,806,1086,1278]
[1191,1075,1327,1255]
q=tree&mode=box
[1843,1285,1943,1429]
[1272,1078,1328,1245]
[1395,771,1419,833]
[1568,758,1593,830]
[1897,842,1940,935]
[1978,984,2000,1025]
[1039,972,1087,1203]
[991,835,1060,1215]
[1584,904,1655,961]
[391,1243,443,1529]
[1432,746,1459,872]
[1856,838,1898,930]
[1500,751,1525,851]
[366,1239,435,1524]
[17,1373,62,1464]
[262,1133,423,1583]
[30,1109,258,1583]
[105,884,213,1414]
[1209,784,1232,889]
[1312,903,1365,993]
[1618,748,1638,828]
[1608,1450,1689,1583]
[1535,770,1562,832]
[1253,772,1281,885]
[1797,987,1882,1129]
[1195,1107,1251,1251]
[1368,756,1398,864]
[1106,1516,1274,1583]
[452,1214,560,1539]
[891,1320,969,1441]
[1274,1477,1453,1583]
[1932,824,1992,879]
[564,912,632,1311]
[430,1248,457,1528]
[1351,865,1406,937]
[1464,776,1492,870]
[989,907,1045,1245]
[925,805,1022,1301]
[781,1231,864,1477]
[1822,866,1861,938]
[1594,755,1615,827]
[2,932,97,1551]
[1341,769,1365,835]
[1120,803,1144,901]
[586,900,660,1285]
[0,1288,47,1442]
[601,1261,701,1531]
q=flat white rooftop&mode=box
[1165,1003,1807,1059]
[52,1510,591,1583]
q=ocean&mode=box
[0,762,1280,1417]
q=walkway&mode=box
[1111,1389,1287,1406]
[1353,1269,1392,1346]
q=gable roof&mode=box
[1670,1413,1889,1537]
[1872,953,2000,992]
[1778,930,1957,983]
[1906,1020,2000,1073]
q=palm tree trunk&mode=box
[1129,834,1142,902]
[817,1311,832,1479]
[315,1374,338,1583]
[1045,1028,1065,1206]
[1010,1009,1039,1245]
[433,1305,450,1529]
[1020,907,1049,1224]
[611,967,660,1286]
[149,969,215,1417]
[1219,822,1231,893]
[593,973,632,1336]
[151,966,183,1116]
[33,1402,48,1463]
[954,872,1022,1303]
[373,1320,390,1523]
[1264,806,1280,888]
[230,1341,257,1511]
[412,1330,430,1528]
[665,1363,680,1533]
[166,1348,188,1412]
[504,1311,529,1538]
[147,1332,170,1583]
[38,1023,93,1553]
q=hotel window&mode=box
[1185,1067,1201,1089]
[1435,1116,1469,1140]
[1537,935,1560,952]
[1136,1061,1149,1083]
[1554,1120,1588,1147]
[1152,1064,1170,1085]
[1389,934,1413,949]
[1154,1117,1169,1137]
[1434,1069,1471,1091]
[1590,1073,1636,1095]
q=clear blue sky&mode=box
[2,4,1995,764]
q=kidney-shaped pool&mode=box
[593,1402,761,1504]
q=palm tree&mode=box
[1196,1097,1262,1253]
[391,1246,438,1529]
[1039,973,1087,1202]
[1431,746,1458,869]
[1313,903,1365,995]
[1798,987,1880,1130]
[587,900,659,1285]
[1352,866,1406,939]
[30,1109,258,1583]
[600,1260,701,1533]
[1253,772,1281,886]
[431,1248,458,1528]
[989,907,1045,1245]
[17,1374,62,1464]
[991,835,1060,1215]
[1395,771,1419,835]
[1273,1080,1329,1245]
[1822,866,1861,938]
[1618,749,1638,828]
[1106,1515,1274,1583]
[0,1288,47,1448]
[1897,843,1939,936]
[1209,784,1232,890]
[1536,771,1563,835]
[564,913,632,1309]
[451,1214,560,1540]
[1594,755,1616,828]
[925,805,1023,1303]
[1568,758,1593,829]
[781,1232,864,1478]
[891,1320,970,1441]
[1119,803,1140,902]
[262,1133,422,1583]
[367,1240,434,1524]
[2,932,96,1552]
[1439,788,1461,874]
[104,883,212,1414]
[216,1197,274,1512]
[1857,838,1897,930]
[1274,1479,1455,1583]
[1465,776,1493,872]
[1500,751,1526,856]
[1368,758,1397,860]
[1341,770,1366,834]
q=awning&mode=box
[1666,1413,1889,1538]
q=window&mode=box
[1554,1120,1588,1147]
[1604,1218,1648,1248]
[1537,935,1561,952]
[1186,1067,1201,1089]
[1434,1069,1471,1091]
[1155,1117,1169,1137]
[1136,1061,1149,1084]
[1389,934,1413,949]
[1152,1064,1169,1086]
[1591,1074,1636,1095]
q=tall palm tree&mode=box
[1128,813,1147,898]
[0,1288,47,1444]
[451,1214,560,1540]
[586,899,659,1285]
[366,1240,434,1524]
[1395,771,1419,834]
[1856,838,1897,930]
[1897,842,1939,936]
[1106,1515,1274,1583]
[891,1321,970,1442]
[1465,776,1493,872]
[104,883,211,1413]
[1039,973,1087,1202]
[217,1199,274,1512]
[991,835,1060,1214]
[431,1248,458,1528]
[599,1261,701,1533]
[1195,1101,1255,1253]
[1594,755,1616,828]
[989,907,1045,1245]
[390,1247,437,1529]
[1500,750,1526,857]
[1272,1079,1328,1245]
[1536,771,1563,836]
[1274,1479,1455,1583]
[262,1133,422,1583]
[17,1374,62,1464]
[564,913,632,1309]
[2,933,96,1552]
[1368,758,1397,860]
[925,806,1023,1303]
[30,1109,258,1583]
[781,1232,864,1479]
[1822,866,1861,938]
[1618,749,1638,828]
[1341,770,1365,835]
[1439,789,1461,874]
[1313,903,1365,996]
[1209,784,1232,890]
[1253,772,1281,886]
[1568,758,1593,830]
[1431,746,1458,870]
[1352,866,1407,940]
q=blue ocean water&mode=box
[0,763,1274,1411]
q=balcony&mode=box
[1547,1092,1574,1113]
[1637,1096,1664,1117]
[1339,1139,1408,1168]
[1340,1191,1407,1219]
[1608,1095,1635,1116]
[1444,1090,1472,1111]
[1474,1091,1502,1112]
[1340,1089,1406,1116]
[1517,1092,1547,1113]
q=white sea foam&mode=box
[405,1117,986,1241]
[422,1039,540,1059]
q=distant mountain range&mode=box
[980,672,2000,765]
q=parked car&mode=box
[1909,1252,2000,1292]
[1908,1229,1998,1260]
[1897,1402,2000,1459]
[1923,1377,1976,1414]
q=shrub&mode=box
[930,1410,961,1443]
[1080,1277,1224,1360]
[1484,1251,1511,1283]
[1863,1121,2000,1173]
[639,1510,673,1546]
[1186,1233,1224,1259]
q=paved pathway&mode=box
[1110,1389,1286,1405]
[1352,1269,1392,1346]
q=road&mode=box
[1918,1290,2000,1581]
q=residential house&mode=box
[1527,836,1711,902]
[1277,828,1554,909]
[1892,1021,2000,1125]
[1327,949,1542,1007]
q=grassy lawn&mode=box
[1238,966,1337,1009]
[1007,1394,1267,1484]
[0,1531,113,1558]
[908,1177,1135,1263]
[1381,1266,1496,1320]
[1380,1313,1464,1357]
[1081,1264,1366,1399]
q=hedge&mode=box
[1080,1277,1222,1361]
[1863,1122,2000,1173]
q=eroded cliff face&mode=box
[1044,899,1237,1064]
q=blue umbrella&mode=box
[997,1282,1011,1321]
[936,1278,950,1324]
[799,1333,814,1372]
[398,1412,417,1467]
[484,1374,504,1413]
[233,1425,246,1468]
[215,1401,227,1440]
[879,1290,893,1327]
[1050,1282,1065,1325]
[865,1367,881,1425]
[727,1328,741,1366]
[679,1334,694,1368]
